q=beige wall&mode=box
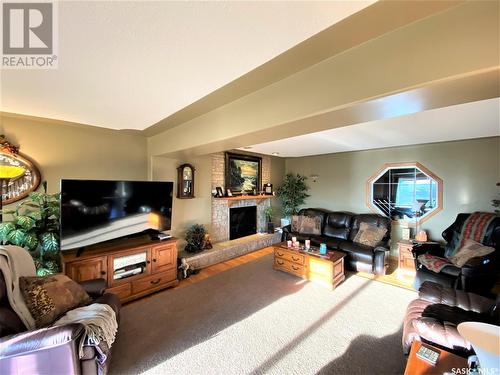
[1,112,283,247]
[285,137,500,249]
[149,155,212,245]
[150,153,285,247]
[1,114,147,202]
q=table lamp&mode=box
[0,165,26,221]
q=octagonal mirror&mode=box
[367,162,442,224]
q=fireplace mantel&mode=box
[213,195,273,206]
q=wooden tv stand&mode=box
[62,236,179,303]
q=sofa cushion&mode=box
[297,208,329,232]
[324,212,353,240]
[291,215,301,233]
[20,275,92,328]
[299,216,322,235]
[349,214,391,243]
[338,241,374,264]
[353,222,387,247]
[321,237,344,250]
[324,227,350,240]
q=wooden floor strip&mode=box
[178,247,415,291]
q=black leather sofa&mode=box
[412,213,500,297]
[283,208,391,275]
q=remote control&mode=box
[416,345,440,366]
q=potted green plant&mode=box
[0,182,61,275]
[276,173,310,226]
[185,224,207,253]
[264,206,274,234]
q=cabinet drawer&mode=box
[106,283,131,300]
[274,258,306,277]
[274,249,305,265]
[132,269,176,294]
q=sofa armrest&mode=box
[412,243,445,258]
[0,323,84,359]
[374,245,389,253]
[281,225,292,241]
[462,252,497,269]
[79,278,107,298]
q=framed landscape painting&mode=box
[225,152,261,194]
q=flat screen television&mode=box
[60,179,173,250]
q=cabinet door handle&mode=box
[100,271,106,275]
[147,260,151,264]
[292,265,300,271]
[153,258,157,262]
[276,260,284,265]
[277,252,284,256]
[150,279,161,285]
[292,256,300,261]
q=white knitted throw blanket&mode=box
[0,245,37,329]
[54,303,118,358]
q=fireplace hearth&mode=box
[229,206,257,240]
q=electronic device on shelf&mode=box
[113,252,147,280]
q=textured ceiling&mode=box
[1,1,374,130]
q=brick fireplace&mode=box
[211,151,271,243]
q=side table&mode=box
[398,240,417,275]
[404,341,468,375]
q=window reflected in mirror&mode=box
[367,163,442,224]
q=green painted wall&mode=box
[2,114,148,195]
[285,137,500,251]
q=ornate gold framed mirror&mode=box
[0,135,41,205]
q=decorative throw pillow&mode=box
[448,239,495,267]
[353,222,387,247]
[299,216,322,235]
[291,215,302,233]
[20,274,91,328]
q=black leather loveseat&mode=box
[283,208,391,275]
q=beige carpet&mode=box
[110,254,416,375]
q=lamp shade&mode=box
[0,165,25,179]
[457,322,500,372]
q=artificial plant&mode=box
[276,173,310,217]
[185,224,207,253]
[264,206,273,222]
[0,182,61,275]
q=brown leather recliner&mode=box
[0,272,120,375]
[402,281,499,355]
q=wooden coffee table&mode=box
[273,242,346,289]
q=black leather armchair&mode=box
[412,213,500,296]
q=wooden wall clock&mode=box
[0,135,41,205]
[177,163,195,199]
